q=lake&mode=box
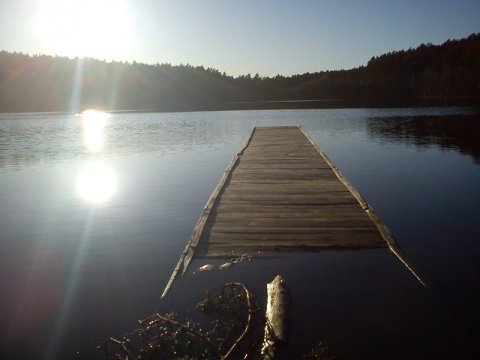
[1,107,479,359]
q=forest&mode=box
[0,33,479,113]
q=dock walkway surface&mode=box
[162,126,427,298]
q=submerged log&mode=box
[262,275,292,359]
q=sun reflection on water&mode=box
[75,110,117,203]
[76,161,117,203]
[79,109,110,152]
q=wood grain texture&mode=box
[161,126,429,298]
[196,126,385,256]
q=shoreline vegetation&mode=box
[1,34,479,113]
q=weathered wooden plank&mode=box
[201,235,385,249]
[209,226,378,234]
[214,213,373,221]
[214,203,368,212]
[212,218,378,227]
[224,187,349,195]
[213,206,373,219]
[213,200,359,207]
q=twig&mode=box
[147,313,222,359]
[106,337,134,360]
[222,283,256,360]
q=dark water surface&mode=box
[1,108,479,359]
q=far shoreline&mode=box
[0,97,478,115]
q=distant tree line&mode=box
[0,33,479,113]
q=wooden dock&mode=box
[162,126,428,298]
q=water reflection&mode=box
[366,114,480,163]
[2,108,478,171]
[75,161,117,203]
[0,108,479,358]
[75,110,117,203]
[79,109,110,152]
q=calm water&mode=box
[0,108,479,359]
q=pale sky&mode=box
[0,0,479,77]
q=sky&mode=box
[0,0,479,77]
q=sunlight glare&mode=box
[36,0,131,60]
[76,162,117,203]
[80,109,110,152]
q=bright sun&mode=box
[36,0,131,60]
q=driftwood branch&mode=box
[262,275,292,359]
[80,282,263,359]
